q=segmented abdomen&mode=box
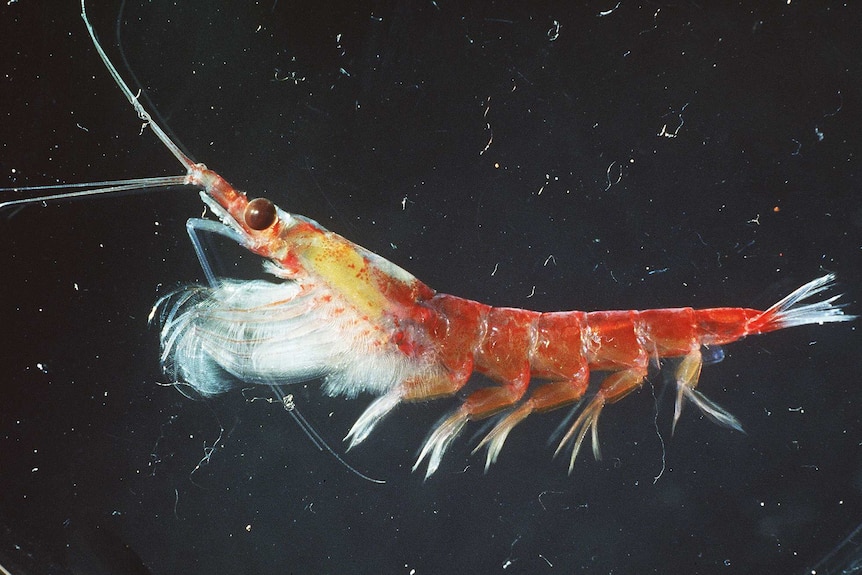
[426,296,757,384]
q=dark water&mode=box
[2,2,861,574]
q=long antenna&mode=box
[0,4,200,211]
[80,0,196,173]
[0,175,189,210]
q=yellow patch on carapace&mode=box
[300,230,393,321]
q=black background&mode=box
[2,1,861,574]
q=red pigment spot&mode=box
[280,252,302,274]
[410,306,433,324]
[391,329,424,357]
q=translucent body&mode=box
[153,174,852,477]
[71,0,853,478]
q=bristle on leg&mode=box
[674,384,744,434]
[473,404,532,472]
[345,391,401,449]
[414,408,469,479]
[555,397,604,473]
[672,346,745,434]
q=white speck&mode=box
[547,20,560,41]
[658,102,689,138]
[604,161,622,191]
[36,363,48,373]
[598,1,621,17]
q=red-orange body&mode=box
[67,4,853,478]
[157,165,852,478]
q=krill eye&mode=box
[244,198,277,230]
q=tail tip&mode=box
[749,274,854,333]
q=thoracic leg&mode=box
[557,365,647,472]
[346,358,473,450]
[344,391,401,448]
[475,372,589,471]
[414,363,531,479]
[673,347,742,433]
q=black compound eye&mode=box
[244,198,277,230]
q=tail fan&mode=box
[747,274,855,334]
